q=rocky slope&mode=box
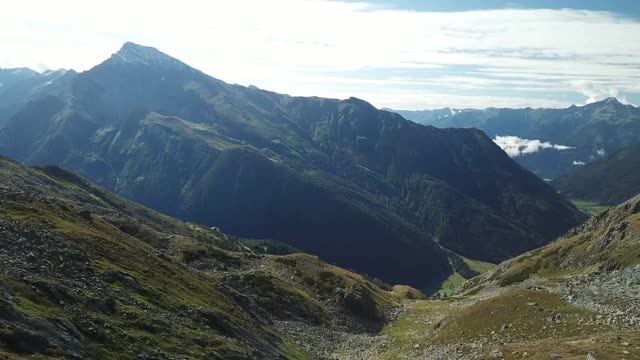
[0,43,584,290]
[468,193,640,288]
[0,156,418,359]
[347,194,640,359]
[553,143,640,206]
[393,98,640,179]
[392,193,640,359]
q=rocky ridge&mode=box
[0,156,413,359]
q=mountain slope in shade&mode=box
[553,143,640,206]
[0,43,584,290]
[393,98,640,179]
[0,155,417,359]
[0,67,76,128]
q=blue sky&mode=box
[1,0,640,109]
[343,0,640,17]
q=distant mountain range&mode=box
[0,43,584,290]
[0,67,75,128]
[392,99,640,179]
[553,143,640,206]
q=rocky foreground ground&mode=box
[282,265,640,359]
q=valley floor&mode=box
[290,265,640,359]
[569,199,611,217]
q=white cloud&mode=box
[573,160,586,165]
[494,136,574,157]
[569,80,632,104]
[590,148,607,160]
[1,1,640,108]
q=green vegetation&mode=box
[436,289,600,343]
[437,272,467,297]
[380,288,638,359]
[571,199,611,216]
[436,257,495,297]
[462,257,495,274]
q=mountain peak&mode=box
[583,96,626,109]
[603,96,621,104]
[343,96,377,111]
[108,42,189,69]
[118,42,159,55]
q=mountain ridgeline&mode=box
[0,43,584,290]
[394,99,640,179]
[0,67,75,128]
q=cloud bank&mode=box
[570,80,633,105]
[494,136,574,157]
[1,1,640,109]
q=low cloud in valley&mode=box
[494,135,574,157]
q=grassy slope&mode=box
[380,288,638,360]
[0,159,292,359]
[437,257,495,297]
[570,199,611,217]
[470,195,640,289]
[0,157,408,359]
[376,194,640,359]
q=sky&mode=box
[2,0,640,110]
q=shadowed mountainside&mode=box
[553,143,640,206]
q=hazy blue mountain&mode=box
[393,99,640,178]
[0,43,585,290]
[0,67,76,128]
